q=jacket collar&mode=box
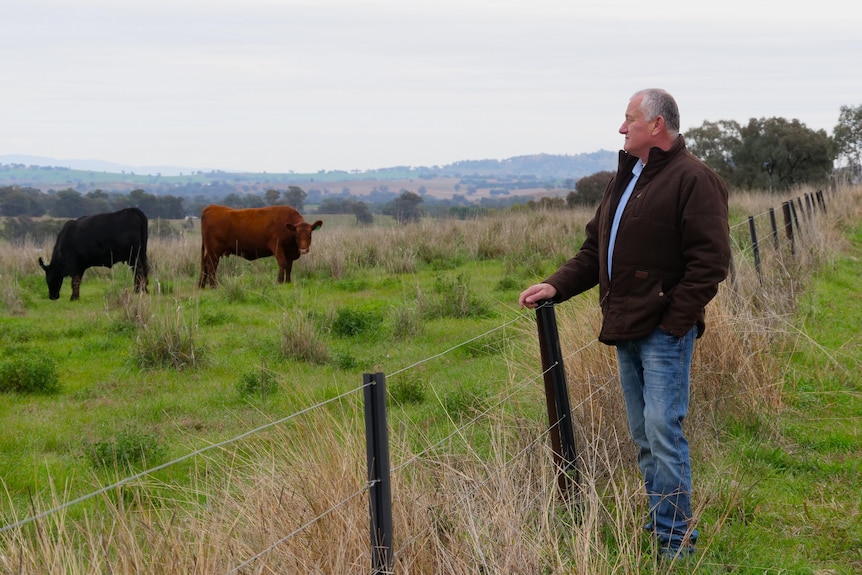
[617,134,687,177]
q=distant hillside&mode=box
[1,151,615,182]
[438,151,617,180]
[0,150,618,204]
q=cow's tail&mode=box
[132,209,150,294]
[137,209,150,276]
[198,236,208,288]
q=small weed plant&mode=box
[87,427,166,469]
[0,351,59,393]
[237,364,280,399]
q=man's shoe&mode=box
[660,545,695,562]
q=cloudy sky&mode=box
[2,0,860,174]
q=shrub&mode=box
[388,373,426,405]
[331,351,359,370]
[0,351,60,393]
[495,275,520,292]
[420,273,491,319]
[237,364,280,399]
[462,330,512,358]
[442,381,490,417]
[331,306,384,337]
[87,427,166,469]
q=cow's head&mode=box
[38,257,63,300]
[286,220,323,254]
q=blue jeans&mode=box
[616,326,698,553]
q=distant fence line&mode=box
[729,188,831,288]
[1,186,839,573]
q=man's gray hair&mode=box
[633,88,680,137]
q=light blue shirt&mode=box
[607,160,644,281]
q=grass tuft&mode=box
[279,310,329,364]
[130,303,206,370]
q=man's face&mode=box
[619,95,656,162]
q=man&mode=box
[518,88,731,558]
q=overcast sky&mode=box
[3,0,860,174]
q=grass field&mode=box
[0,185,860,573]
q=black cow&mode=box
[39,208,150,301]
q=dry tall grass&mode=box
[1,184,859,573]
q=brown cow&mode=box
[198,205,323,288]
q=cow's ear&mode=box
[312,220,323,230]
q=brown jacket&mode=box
[545,136,731,344]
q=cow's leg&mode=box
[133,263,148,294]
[198,263,207,289]
[70,275,82,301]
[199,252,219,288]
[198,245,208,288]
[278,259,294,283]
[204,256,220,288]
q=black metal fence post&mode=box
[748,216,762,285]
[534,301,579,499]
[782,201,796,257]
[792,198,803,239]
[816,189,827,214]
[769,207,779,250]
[363,372,393,575]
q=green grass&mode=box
[702,223,862,573]
[0,254,524,521]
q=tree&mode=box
[317,197,354,214]
[685,120,742,183]
[222,193,245,208]
[568,170,615,207]
[0,186,45,217]
[51,189,90,218]
[85,189,112,214]
[283,186,307,211]
[264,188,281,206]
[384,191,423,225]
[833,104,862,181]
[351,201,374,225]
[687,117,833,191]
[734,118,832,191]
